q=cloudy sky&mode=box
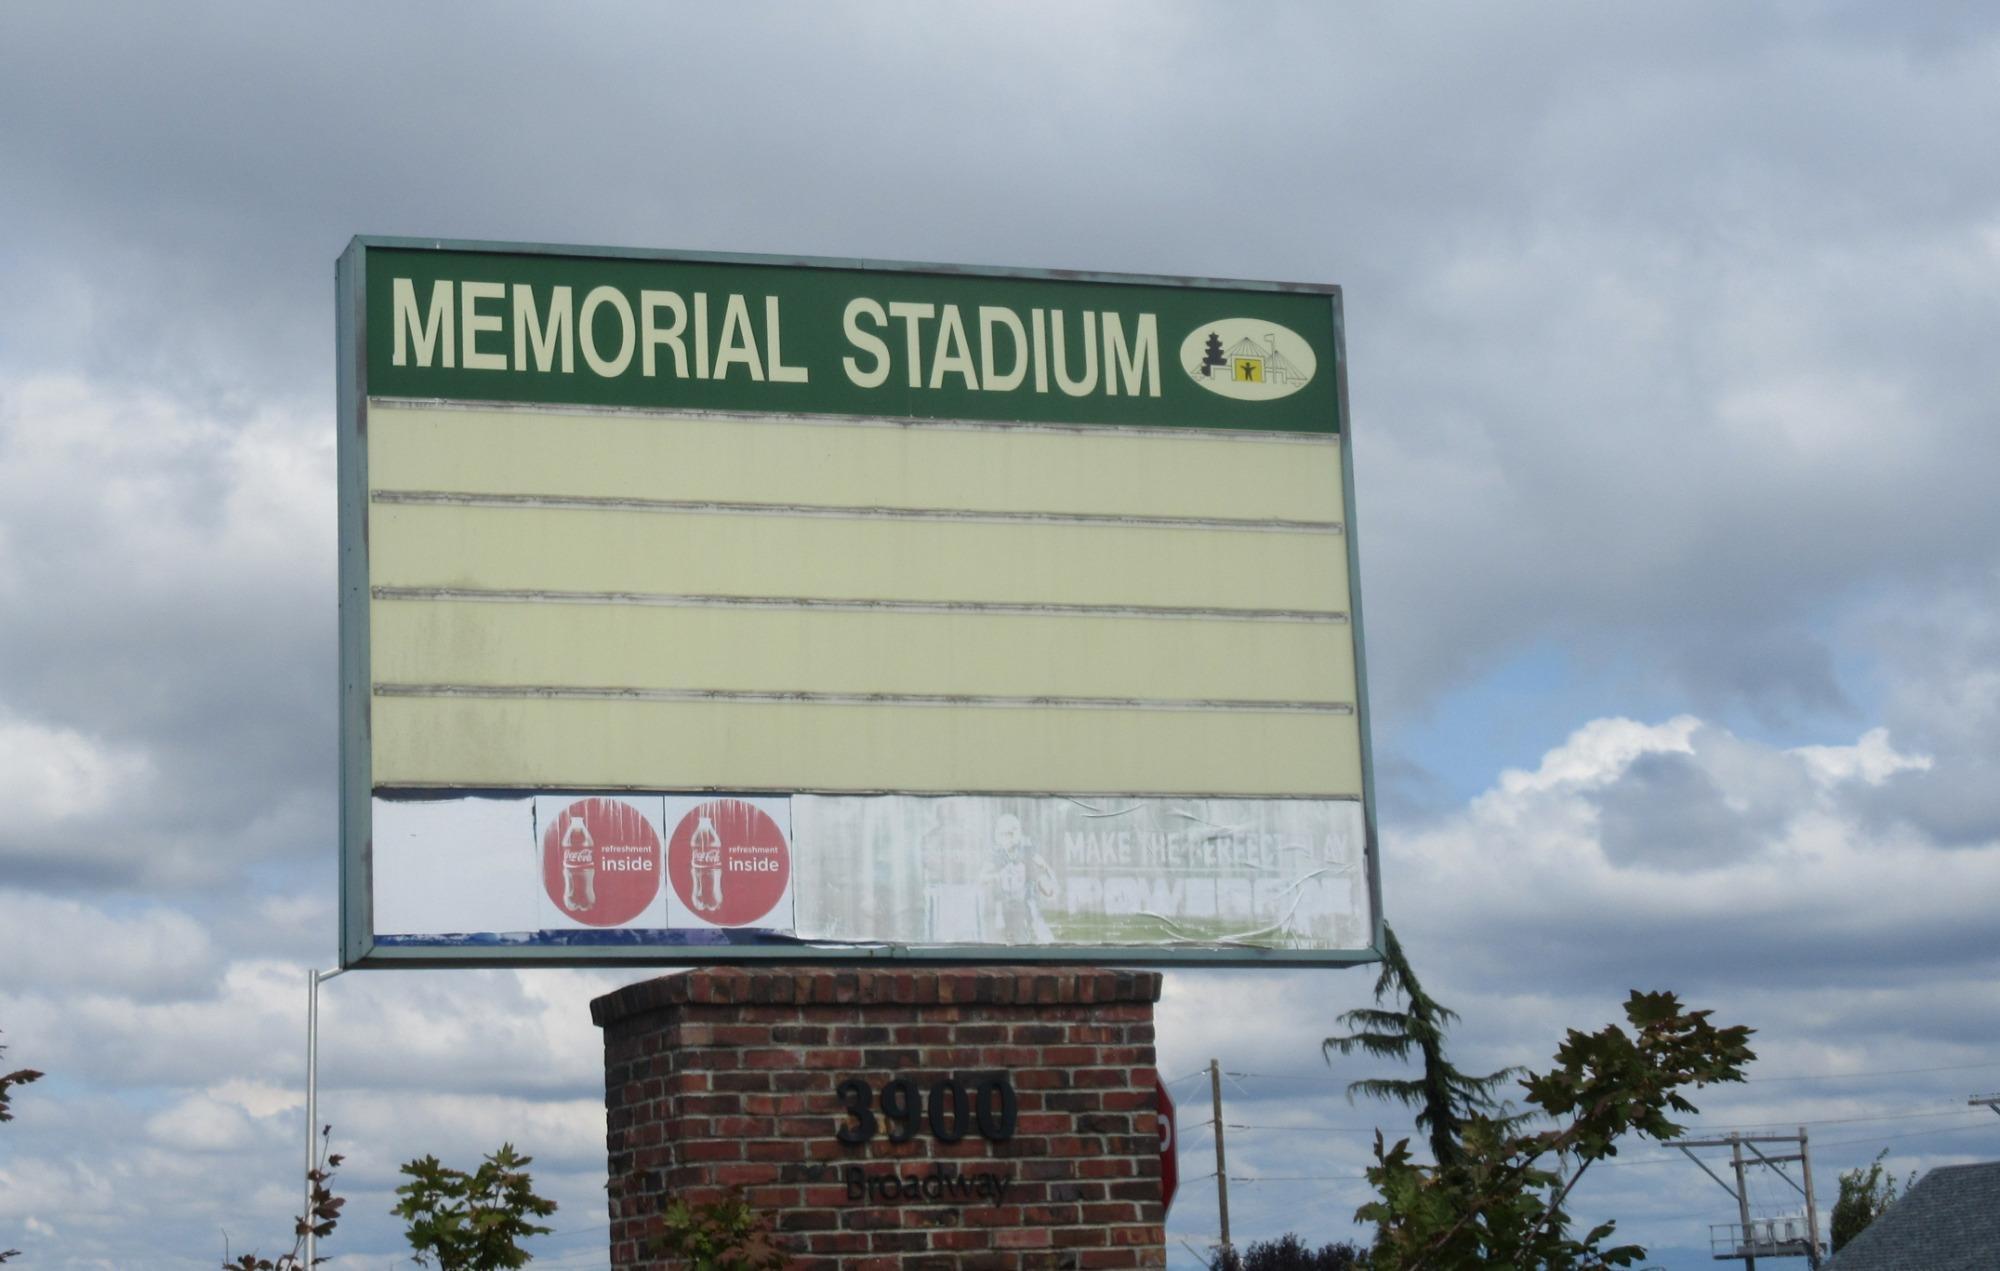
[3,3,1999,1267]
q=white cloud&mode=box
[1155,712,2000,1259]
[2,958,298,1087]
[328,1092,606,1177]
[0,1157,116,1233]
[1492,715,1700,798]
[1796,726,1932,787]
[0,710,152,828]
[144,1091,264,1153]
[0,892,217,999]
[0,373,334,889]
[1405,716,1999,936]
[210,1078,302,1119]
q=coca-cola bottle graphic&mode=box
[689,814,724,913]
[560,816,597,912]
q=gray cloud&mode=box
[0,379,333,891]
[1591,750,1766,870]
[4,3,1998,737]
[1842,579,2000,845]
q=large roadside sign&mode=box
[336,238,1381,967]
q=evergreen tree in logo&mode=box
[1198,330,1227,377]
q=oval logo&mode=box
[1180,318,1318,401]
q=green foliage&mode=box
[1210,1232,1366,1271]
[0,1031,43,1126]
[647,1190,790,1271]
[1830,1148,1913,1253]
[1324,924,1524,1167]
[220,1124,346,1270]
[394,1143,558,1270]
[1355,990,1755,1270]
[1,1030,44,1264]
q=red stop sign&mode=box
[1156,1075,1178,1215]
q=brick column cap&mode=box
[591,964,1163,1027]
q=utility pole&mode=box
[1972,1094,2000,1118]
[1731,1137,1756,1271]
[1210,1059,1232,1265]
[1679,1131,1822,1268]
[1797,1126,1820,1271]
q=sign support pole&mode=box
[304,967,344,1267]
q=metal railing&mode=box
[1709,1216,1815,1260]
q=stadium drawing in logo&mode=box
[1179,318,1318,402]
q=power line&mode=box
[1745,1059,2000,1083]
[1811,1118,1998,1150]
[1226,1058,2000,1087]
[1185,1116,2000,1187]
[1190,1066,2000,1136]
[1687,1107,1985,1131]
[1590,1114,1999,1170]
[1193,1105,1985,1139]
[1224,1122,1385,1133]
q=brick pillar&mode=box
[592,966,1166,1270]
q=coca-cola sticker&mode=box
[666,798,790,927]
[539,797,661,926]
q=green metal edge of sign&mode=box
[335,235,1383,970]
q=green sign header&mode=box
[359,242,1343,434]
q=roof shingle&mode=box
[1830,1160,2000,1270]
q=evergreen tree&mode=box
[1322,923,1522,1167]
[1210,1233,1364,1271]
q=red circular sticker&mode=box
[666,799,790,927]
[541,798,661,927]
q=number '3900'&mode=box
[835,1074,1017,1145]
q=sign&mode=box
[540,797,661,926]
[834,1074,1018,1146]
[1157,1076,1178,1216]
[665,799,791,928]
[337,237,1382,967]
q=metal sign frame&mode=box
[337,235,1382,969]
